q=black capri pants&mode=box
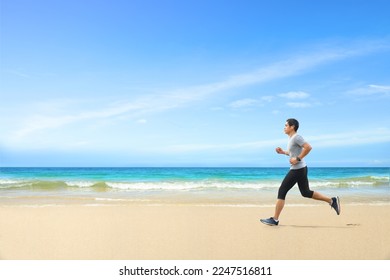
[277,166,314,200]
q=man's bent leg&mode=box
[312,191,331,204]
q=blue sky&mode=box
[1,0,389,167]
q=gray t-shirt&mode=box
[287,134,307,170]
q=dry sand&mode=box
[0,203,389,260]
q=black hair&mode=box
[286,118,299,132]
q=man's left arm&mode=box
[298,142,312,160]
[290,142,312,165]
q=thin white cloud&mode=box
[12,100,150,139]
[309,128,390,148]
[279,91,312,108]
[8,41,388,141]
[228,96,273,109]
[136,119,147,124]
[156,128,390,154]
[279,91,310,99]
[11,93,197,140]
[347,84,390,98]
[4,69,31,79]
[159,138,285,153]
[369,84,390,91]
[210,106,224,111]
[229,98,260,109]
[286,102,312,108]
[261,96,274,102]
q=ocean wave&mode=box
[0,179,68,190]
[0,175,388,192]
[311,176,389,188]
[0,178,278,191]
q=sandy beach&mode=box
[0,202,389,260]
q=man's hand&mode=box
[276,147,285,154]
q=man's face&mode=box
[284,122,295,134]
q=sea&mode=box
[0,167,389,207]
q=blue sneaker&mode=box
[260,217,279,226]
[331,196,341,215]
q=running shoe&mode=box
[330,196,341,215]
[260,217,279,226]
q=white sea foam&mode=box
[103,181,281,191]
[0,174,388,192]
[0,179,32,189]
[65,181,97,188]
[0,179,21,184]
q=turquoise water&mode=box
[0,167,389,205]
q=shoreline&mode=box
[1,190,389,208]
[0,202,389,260]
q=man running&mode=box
[260,118,340,226]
